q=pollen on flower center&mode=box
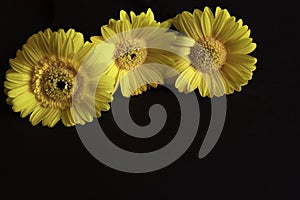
[189,37,227,73]
[114,39,147,70]
[31,56,80,110]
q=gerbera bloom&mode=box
[90,8,175,97]
[172,7,257,97]
[4,28,114,127]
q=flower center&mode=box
[31,56,80,110]
[189,37,227,73]
[114,39,147,70]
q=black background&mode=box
[1,0,299,199]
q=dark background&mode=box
[1,0,299,199]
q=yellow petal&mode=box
[228,24,251,41]
[213,10,229,37]
[75,42,95,64]
[224,62,253,83]
[199,7,213,37]
[20,99,41,118]
[220,71,235,94]
[175,67,198,93]
[215,7,222,17]
[97,101,110,111]
[160,19,172,29]
[121,19,132,32]
[72,32,84,54]
[227,54,257,67]
[146,8,155,21]
[221,63,247,91]
[120,10,130,21]
[215,16,236,42]
[73,101,93,124]
[22,44,41,66]
[62,109,75,127]
[206,71,226,97]
[130,11,137,23]
[65,29,76,38]
[42,108,61,127]
[132,13,145,28]
[90,36,104,44]
[198,74,209,97]
[181,11,199,39]
[9,58,32,73]
[97,75,115,94]
[174,12,199,40]
[6,97,13,105]
[226,38,256,54]
[11,90,34,106]
[174,58,191,72]
[174,35,195,47]
[101,26,116,39]
[61,37,74,59]
[6,69,31,84]
[29,107,49,126]
[43,28,53,39]
[193,9,205,40]
[37,31,50,55]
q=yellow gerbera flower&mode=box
[4,28,114,127]
[172,7,257,97]
[90,8,175,97]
